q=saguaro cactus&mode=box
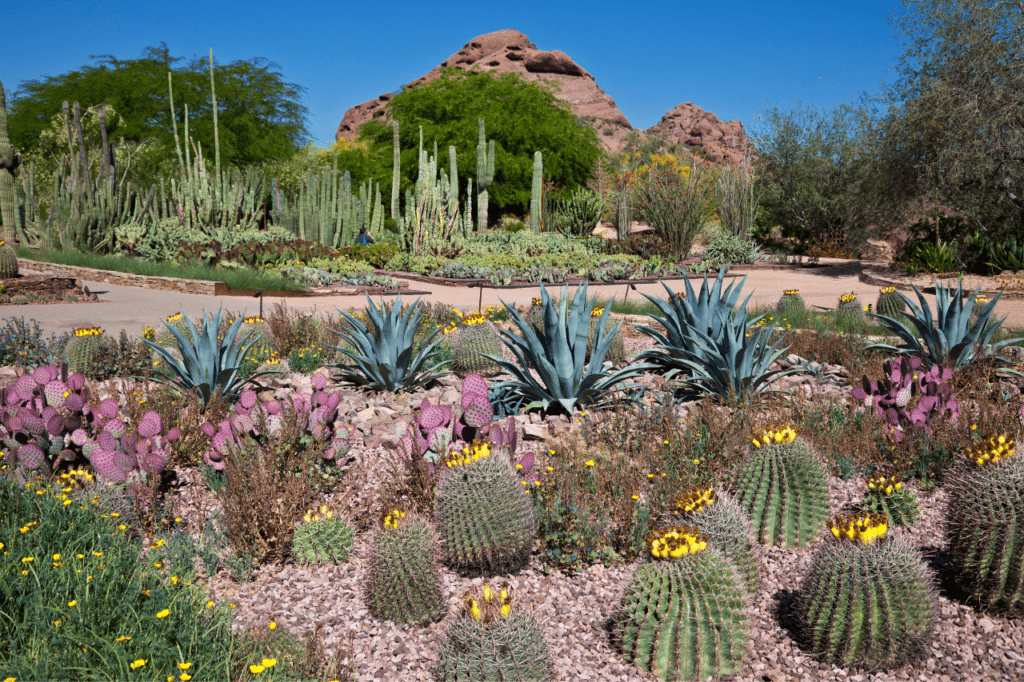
[530,152,543,233]
[0,79,24,243]
[476,119,495,233]
[391,119,400,219]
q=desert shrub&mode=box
[337,241,400,268]
[173,236,338,271]
[0,317,70,368]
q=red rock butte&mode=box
[335,29,758,170]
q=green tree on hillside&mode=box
[355,67,604,222]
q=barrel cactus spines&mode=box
[451,312,504,377]
[586,306,625,366]
[618,525,750,681]
[969,296,992,328]
[155,311,193,348]
[835,292,864,326]
[860,473,919,527]
[0,238,17,278]
[776,289,805,316]
[64,326,106,374]
[234,314,275,364]
[875,286,907,320]
[733,425,830,548]
[796,512,937,670]
[363,508,447,625]
[945,432,1024,615]
[434,439,536,575]
[668,486,760,594]
[291,503,355,565]
[435,581,552,682]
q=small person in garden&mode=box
[358,227,375,246]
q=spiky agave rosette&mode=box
[796,513,937,670]
[435,581,552,682]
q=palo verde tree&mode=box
[355,67,604,224]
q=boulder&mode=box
[646,102,758,170]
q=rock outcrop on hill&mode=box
[334,29,756,167]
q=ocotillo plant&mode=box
[530,151,543,232]
[476,119,495,233]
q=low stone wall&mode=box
[17,259,221,295]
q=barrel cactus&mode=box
[64,326,105,374]
[969,296,992,329]
[435,439,536,574]
[363,508,446,625]
[235,315,275,358]
[291,503,354,565]
[667,486,760,593]
[860,473,919,527]
[587,307,625,366]
[618,525,750,681]
[875,286,907,320]
[435,581,552,682]
[452,312,504,377]
[733,425,830,548]
[796,512,937,669]
[835,292,864,326]
[0,238,17,278]
[776,289,805,316]
[155,311,193,348]
[945,433,1024,615]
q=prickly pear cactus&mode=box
[435,581,552,682]
[363,509,446,625]
[668,487,760,594]
[292,503,354,565]
[797,513,937,669]
[435,439,536,575]
[733,425,830,548]
[776,289,805,316]
[618,525,750,681]
[586,307,625,366]
[945,433,1024,615]
[64,326,105,374]
[875,286,907,320]
[860,473,919,527]
[0,239,17,278]
[835,292,864,326]
[452,313,504,377]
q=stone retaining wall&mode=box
[17,259,223,296]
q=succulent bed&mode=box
[1,270,1024,682]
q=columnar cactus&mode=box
[434,439,536,574]
[451,312,504,377]
[0,238,17,278]
[436,581,552,682]
[733,425,830,548]
[291,503,354,565]
[0,79,22,244]
[668,487,760,593]
[363,508,446,625]
[945,433,1024,615]
[875,286,907,320]
[860,473,919,526]
[618,525,750,681]
[776,289,805,316]
[64,326,105,374]
[796,513,937,669]
[476,120,495,233]
[530,151,543,233]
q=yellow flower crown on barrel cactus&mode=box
[531,297,542,307]
[965,433,1015,466]
[461,580,515,622]
[646,524,709,559]
[839,293,858,304]
[462,311,488,325]
[382,508,406,530]
[73,326,104,337]
[302,504,334,524]
[444,439,492,468]
[591,307,605,318]
[866,473,902,496]
[783,289,800,296]
[674,486,716,514]
[829,512,888,545]
[975,296,990,304]
[750,425,798,448]
[879,286,896,294]
[242,315,264,324]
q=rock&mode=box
[521,423,549,440]
[646,102,759,170]
[863,238,896,263]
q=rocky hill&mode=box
[335,29,757,169]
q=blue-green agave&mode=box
[143,306,279,406]
[867,279,1023,373]
[486,281,652,416]
[329,294,449,392]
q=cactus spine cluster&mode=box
[618,527,750,681]
[775,289,805,316]
[875,286,907,320]
[530,151,543,233]
[668,487,760,593]
[363,509,446,625]
[733,426,830,548]
[64,326,105,374]
[435,581,552,682]
[0,239,17,278]
[860,473,919,526]
[945,434,1024,615]
[451,313,504,377]
[434,439,536,574]
[291,503,354,565]
[797,513,937,669]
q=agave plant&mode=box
[142,306,280,406]
[866,280,1023,373]
[486,281,652,416]
[329,294,449,392]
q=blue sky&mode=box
[3,0,919,151]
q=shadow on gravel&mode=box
[920,545,972,603]
[772,588,810,652]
